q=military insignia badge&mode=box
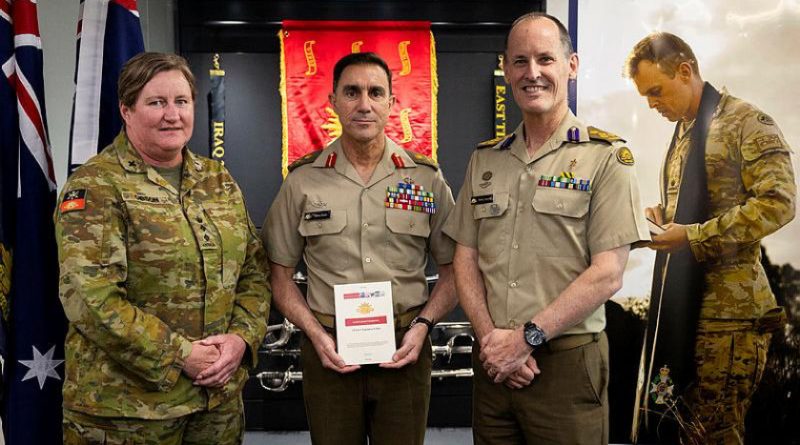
[482,171,493,181]
[649,365,675,405]
[567,126,580,143]
[489,204,501,216]
[757,113,775,125]
[616,147,635,166]
[60,189,87,213]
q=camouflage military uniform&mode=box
[660,89,796,444]
[55,131,270,441]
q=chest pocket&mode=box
[531,188,590,257]
[121,192,187,289]
[204,200,249,290]
[298,209,351,268]
[472,191,510,260]
[385,208,431,271]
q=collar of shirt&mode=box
[115,130,204,196]
[507,110,589,164]
[314,136,417,188]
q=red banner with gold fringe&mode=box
[279,20,437,176]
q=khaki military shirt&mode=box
[264,137,455,316]
[444,112,649,334]
[56,131,270,419]
[661,89,796,319]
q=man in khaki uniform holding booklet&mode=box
[263,52,456,445]
[443,13,649,444]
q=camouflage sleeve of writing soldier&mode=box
[686,112,797,262]
[55,167,192,391]
[226,179,271,369]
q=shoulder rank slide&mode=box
[288,150,324,172]
[404,150,439,170]
[477,133,515,150]
[588,126,626,144]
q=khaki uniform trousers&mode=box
[300,328,433,445]
[472,332,609,445]
[62,394,245,445]
[684,320,770,445]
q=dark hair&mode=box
[118,52,196,108]
[624,32,700,79]
[332,52,392,94]
[504,12,574,59]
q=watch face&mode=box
[525,325,544,347]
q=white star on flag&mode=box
[19,345,64,390]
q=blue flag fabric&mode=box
[0,1,69,443]
[69,0,144,174]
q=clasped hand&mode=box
[479,328,540,388]
[183,334,247,388]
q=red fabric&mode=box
[281,20,435,170]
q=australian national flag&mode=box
[1,0,69,443]
[69,0,144,174]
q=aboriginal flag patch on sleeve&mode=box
[60,189,87,213]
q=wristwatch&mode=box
[409,316,434,334]
[523,321,547,351]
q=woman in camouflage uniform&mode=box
[56,52,270,445]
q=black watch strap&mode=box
[410,316,434,333]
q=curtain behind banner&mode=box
[279,20,437,177]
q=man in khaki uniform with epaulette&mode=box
[263,52,456,445]
[626,32,796,444]
[443,13,649,444]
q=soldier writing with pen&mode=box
[626,32,796,444]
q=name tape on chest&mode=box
[385,182,436,214]
[470,194,494,205]
[304,210,332,221]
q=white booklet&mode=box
[334,281,396,365]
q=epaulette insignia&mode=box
[477,133,515,150]
[288,150,324,172]
[404,150,439,170]
[477,135,504,149]
[588,126,626,144]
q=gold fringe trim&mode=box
[430,31,438,162]
[279,29,290,178]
